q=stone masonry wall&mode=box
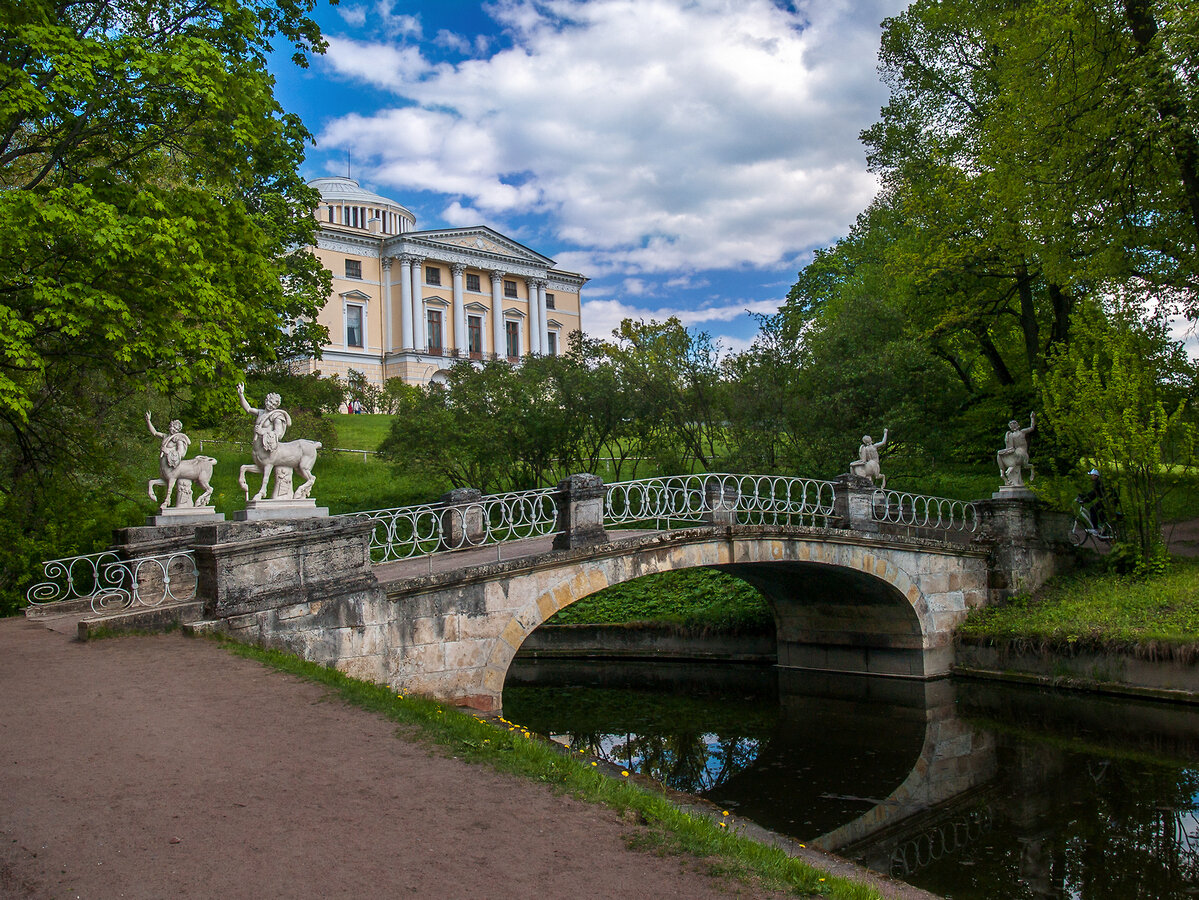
[211,527,995,711]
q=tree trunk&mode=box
[1122,0,1199,244]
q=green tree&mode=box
[0,0,332,610]
[605,318,725,473]
[1039,303,1197,568]
[345,369,383,414]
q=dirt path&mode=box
[0,617,815,900]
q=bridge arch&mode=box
[484,531,949,709]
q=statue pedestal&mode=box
[992,486,1036,501]
[234,499,329,521]
[145,506,225,526]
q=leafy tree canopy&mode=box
[0,0,332,608]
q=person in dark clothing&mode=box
[1079,469,1111,531]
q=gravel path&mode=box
[0,616,794,900]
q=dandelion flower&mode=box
[621,771,629,777]
[591,762,598,767]
[722,811,729,817]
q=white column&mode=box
[538,282,550,354]
[411,257,425,352]
[451,264,466,357]
[381,256,393,357]
[526,278,541,357]
[490,271,505,359]
[399,256,413,350]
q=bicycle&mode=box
[1069,496,1120,548]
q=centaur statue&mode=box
[236,384,322,501]
[146,412,216,509]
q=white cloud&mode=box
[337,5,367,28]
[580,296,782,340]
[323,39,431,90]
[316,0,904,274]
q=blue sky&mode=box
[268,0,909,354]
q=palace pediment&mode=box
[406,227,554,267]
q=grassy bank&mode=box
[217,637,879,900]
[957,557,1199,660]
[547,569,773,634]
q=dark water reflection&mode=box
[504,659,1199,899]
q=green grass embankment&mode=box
[546,569,773,635]
[219,637,880,900]
[958,557,1199,661]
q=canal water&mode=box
[504,659,1199,899]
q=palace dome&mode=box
[309,176,416,234]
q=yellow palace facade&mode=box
[301,176,586,387]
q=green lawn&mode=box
[327,413,394,451]
[547,568,773,634]
[958,557,1199,656]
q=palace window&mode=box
[466,273,481,292]
[427,310,443,355]
[504,280,518,298]
[345,259,362,279]
[547,332,558,356]
[468,315,483,358]
[505,321,520,359]
[545,293,555,309]
[346,305,364,348]
[426,266,441,286]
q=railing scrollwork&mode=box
[26,550,198,614]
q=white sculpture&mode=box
[997,413,1036,487]
[849,428,888,489]
[236,384,321,501]
[146,412,216,510]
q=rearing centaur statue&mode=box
[236,384,321,501]
[146,412,216,509]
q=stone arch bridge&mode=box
[189,474,1071,711]
[28,473,1072,712]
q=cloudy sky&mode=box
[268,0,908,353]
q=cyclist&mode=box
[1078,468,1112,532]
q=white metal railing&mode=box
[26,550,125,606]
[347,486,559,564]
[26,550,199,614]
[870,489,979,533]
[26,477,982,606]
[605,473,838,529]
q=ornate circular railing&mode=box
[348,487,559,564]
[605,473,837,529]
[871,489,979,532]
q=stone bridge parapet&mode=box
[195,513,1070,711]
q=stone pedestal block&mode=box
[439,487,485,550]
[552,473,608,550]
[145,507,225,527]
[194,517,380,618]
[234,498,329,521]
[703,479,740,526]
[833,475,879,532]
[975,496,1074,601]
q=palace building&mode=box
[300,176,586,387]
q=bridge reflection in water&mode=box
[504,660,1199,899]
